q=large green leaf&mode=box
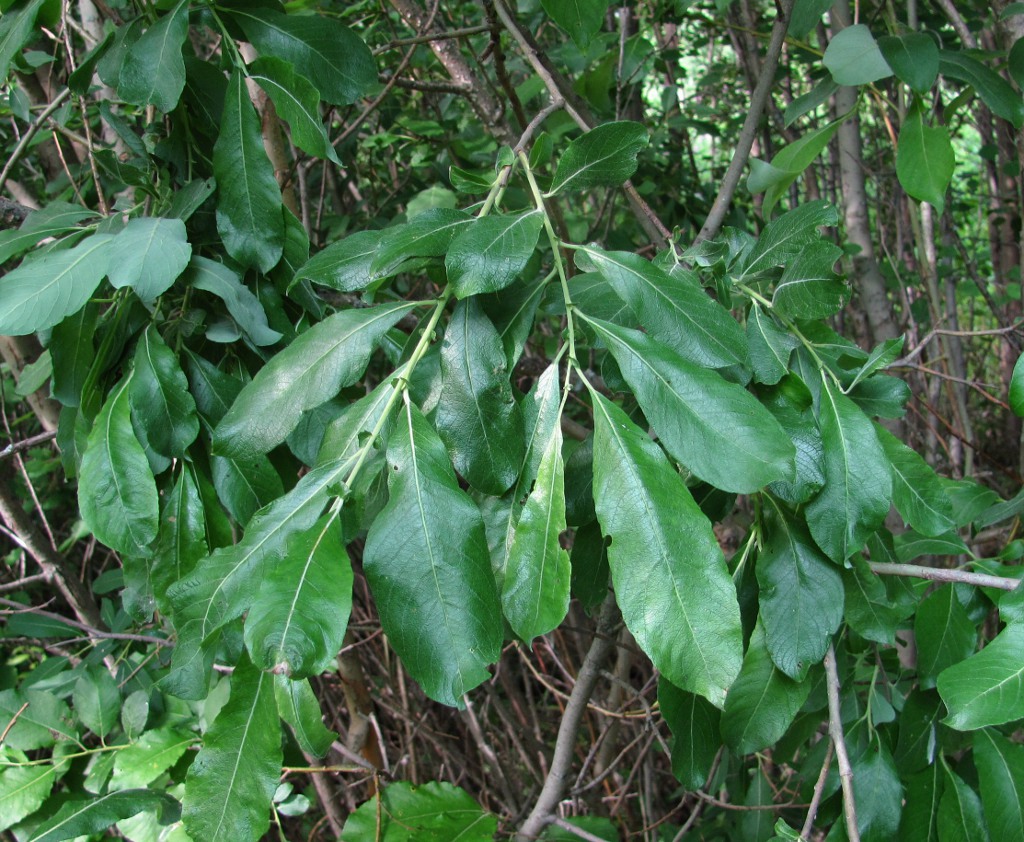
[0,689,75,750]
[846,741,903,842]
[658,679,722,789]
[435,299,523,494]
[111,728,194,789]
[292,230,383,293]
[938,623,1024,730]
[539,0,611,49]
[938,766,987,842]
[243,513,352,678]
[117,0,187,111]
[577,245,747,369]
[0,202,97,265]
[590,390,742,707]
[129,325,199,459]
[940,51,1024,128]
[875,425,955,536]
[823,24,893,85]
[772,240,848,320]
[369,209,472,282]
[152,468,207,613]
[0,761,59,833]
[186,257,283,347]
[899,764,942,841]
[340,781,497,841]
[105,217,192,302]
[247,56,341,165]
[72,666,120,739]
[842,554,901,645]
[973,729,1024,842]
[748,118,844,218]
[548,122,648,195]
[503,423,570,642]
[363,399,503,707]
[756,506,843,680]
[746,304,799,385]
[914,586,977,690]
[213,69,285,273]
[275,676,336,758]
[0,233,113,336]
[214,301,418,459]
[445,211,544,297]
[78,377,159,557]
[878,32,939,94]
[28,790,180,842]
[896,109,954,213]
[721,624,811,754]
[183,658,282,842]
[583,315,794,493]
[805,379,891,561]
[0,0,46,81]
[230,6,376,106]
[210,451,283,527]
[1010,353,1024,418]
[737,200,838,280]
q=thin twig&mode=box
[869,562,1021,591]
[823,644,859,842]
[546,815,615,842]
[0,88,73,193]
[0,597,171,647]
[0,431,57,462]
[0,702,29,746]
[372,23,491,53]
[800,738,834,839]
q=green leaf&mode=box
[894,690,942,773]
[746,303,799,385]
[577,245,747,370]
[370,209,472,282]
[183,657,282,842]
[363,399,503,706]
[243,513,352,678]
[764,379,826,505]
[805,379,891,561]
[899,764,942,841]
[186,257,282,347]
[842,554,901,644]
[72,666,119,739]
[0,202,97,264]
[721,623,811,754]
[749,118,844,218]
[875,425,955,537]
[590,390,742,706]
[583,315,794,493]
[1010,36,1024,89]
[247,56,341,165]
[893,529,970,562]
[940,51,1024,128]
[757,505,843,680]
[0,0,46,82]
[0,233,114,336]
[503,423,571,642]
[117,0,188,111]
[152,465,208,612]
[548,122,648,195]
[0,762,59,833]
[973,728,1024,842]
[275,676,337,758]
[878,33,939,93]
[775,241,848,320]
[1010,353,1024,418]
[292,230,383,293]
[340,780,497,841]
[846,741,903,842]
[50,305,96,407]
[938,622,1024,730]
[213,69,285,273]
[78,377,158,557]
[435,299,523,494]
[938,765,988,842]
[823,24,893,85]
[914,586,977,690]
[129,325,199,459]
[105,217,192,302]
[214,301,418,459]
[539,0,611,49]
[28,790,180,842]
[788,0,831,38]
[230,6,376,106]
[0,689,75,750]
[210,451,284,527]
[739,200,838,279]
[896,109,954,212]
[111,728,194,789]
[658,679,721,789]
[445,211,544,297]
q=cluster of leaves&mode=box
[0,0,1023,840]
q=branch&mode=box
[0,197,31,228]
[514,594,620,841]
[0,87,73,194]
[0,597,171,647]
[0,431,57,462]
[869,562,1021,591]
[823,644,859,842]
[800,739,834,840]
[694,0,795,245]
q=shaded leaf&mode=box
[187,257,283,347]
[746,304,799,385]
[973,728,1024,842]
[772,240,848,319]
[117,0,188,112]
[370,209,472,282]
[878,32,939,93]
[658,679,721,789]
[340,781,496,841]
[938,622,1024,730]
[130,325,199,459]
[275,676,336,758]
[842,554,901,644]
[875,424,955,537]
[897,109,954,212]
[824,24,893,85]
[548,122,648,195]
[446,211,544,297]
[28,790,180,842]
[539,0,611,49]
[292,230,383,293]
[72,666,119,739]
[915,586,976,690]
[0,0,47,82]
[940,51,1024,128]
[938,765,988,842]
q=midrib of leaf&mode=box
[892,458,948,523]
[594,397,712,681]
[141,333,173,440]
[140,3,183,101]
[823,383,854,555]
[459,313,503,472]
[231,77,260,235]
[275,514,335,666]
[0,765,54,804]
[554,139,626,194]
[105,379,147,553]
[735,667,778,747]
[235,10,360,86]
[754,307,789,369]
[28,790,122,841]
[10,237,110,319]
[976,730,1024,829]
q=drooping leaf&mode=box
[105,217,192,302]
[823,24,893,85]
[78,377,159,557]
[874,424,955,536]
[111,728,195,790]
[229,6,376,106]
[583,315,794,493]
[72,666,120,739]
[186,257,283,347]
[749,118,845,218]
[363,398,504,707]
[214,301,418,459]
[847,741,903,842]
[183,657,282,842]
[746,304,799,385]
[938,622,1024,730]
[590,390,742,707]
[275,676,337,758]
[938,765,988,842]
[658,679,721,789]
[897,109,954,212]
[117,0,188,112]
[129,325,199,459]
[577,245,747,369]
[548,122,648,195]
[435,299,523,494]
[842,554,901,645]
[292,230,383,293]
[940,51,1024,128]
[973,728,1024,842]
[914,586,977,691]
[757,505,843,680]
[213,69,285,273]
[369,209,472,282]
[340,781,497,841]
[28,791,180,842]
[445,211,544,297]
[243,513,352,678]
[247,56,341,165]
[503,423,570,642]
[878,32,939,93]
[805,379,891,561]
[0,234,113,336]
[539,0,611,49]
